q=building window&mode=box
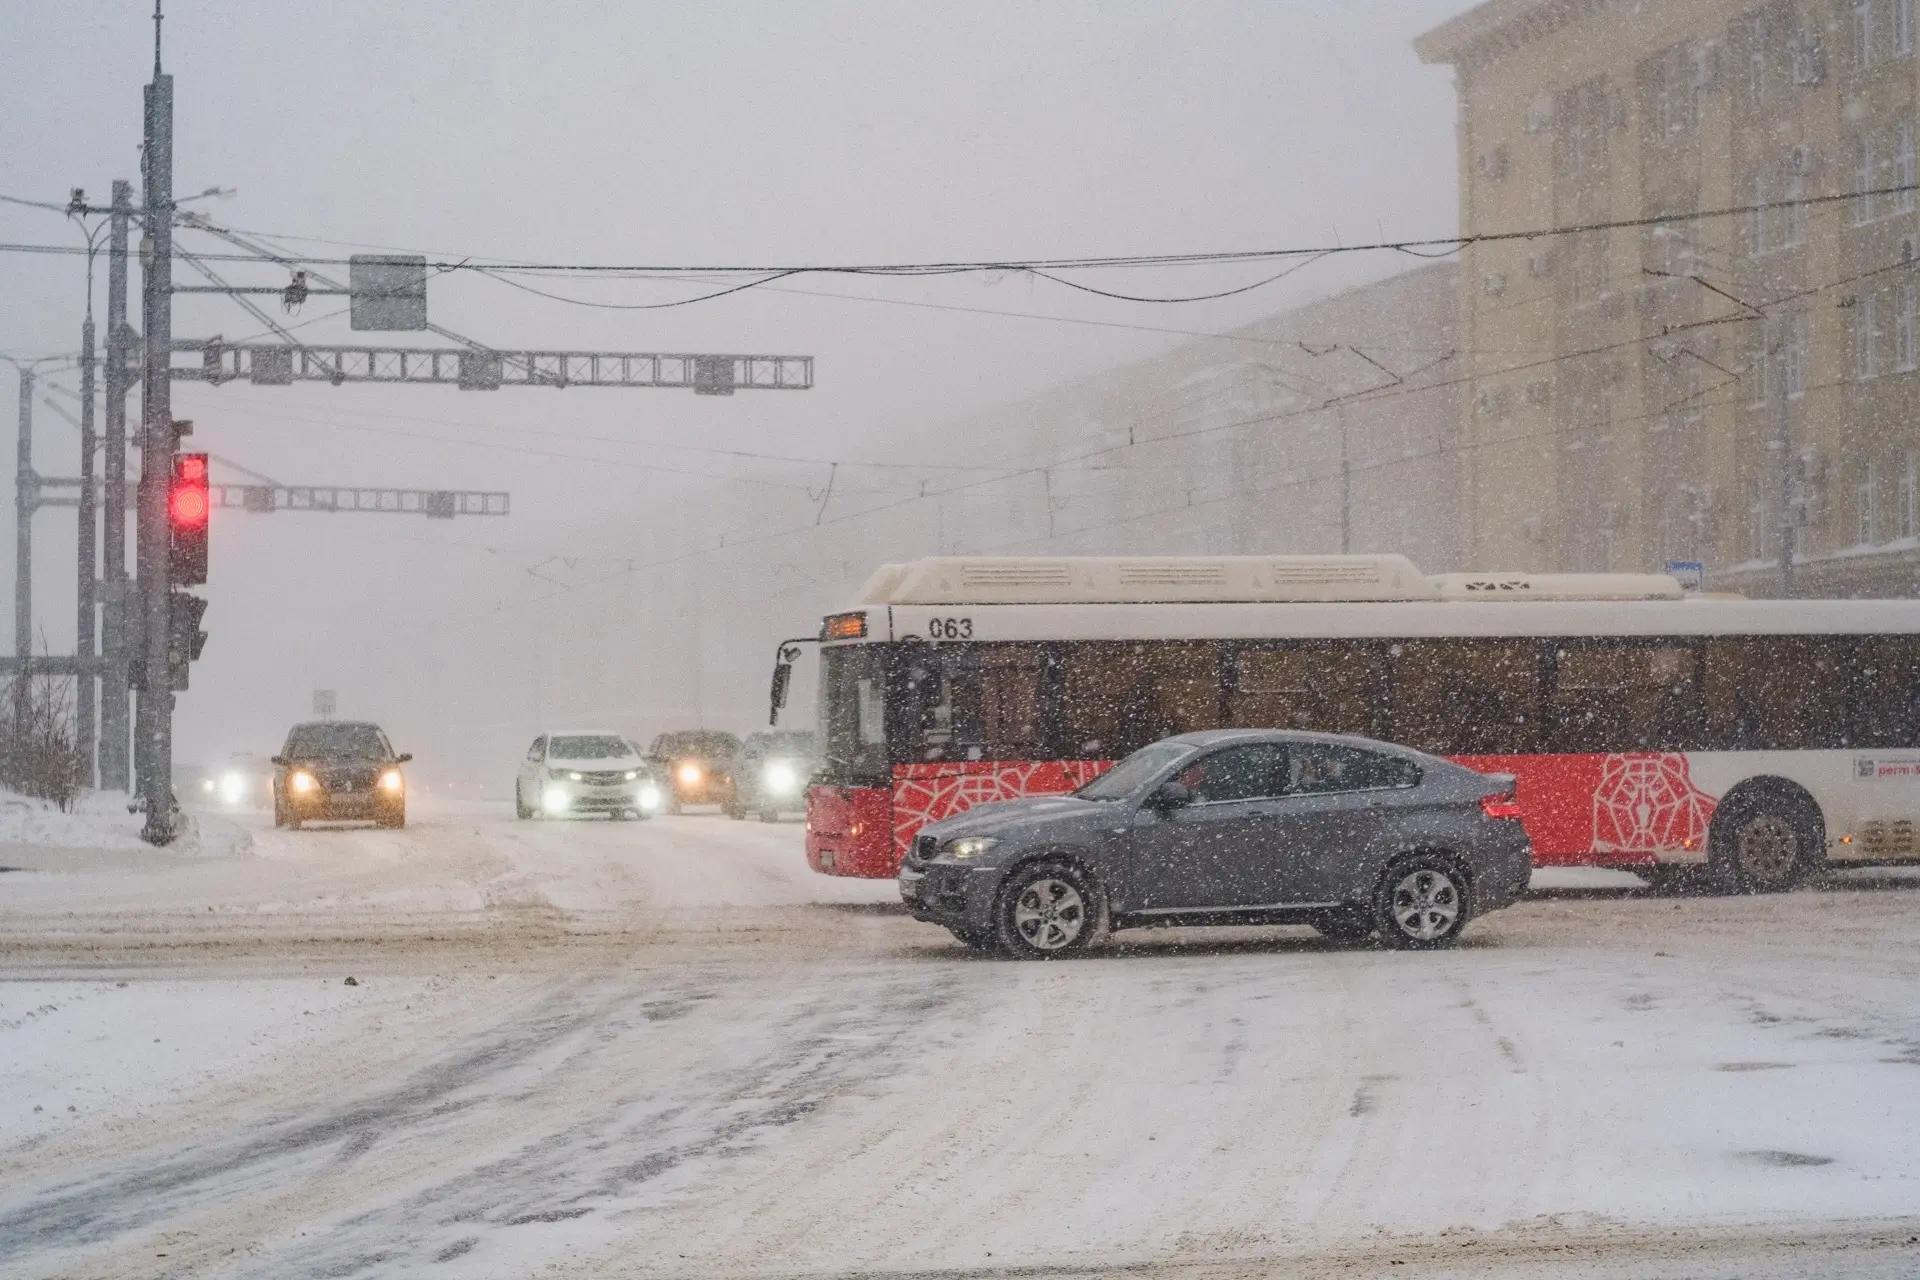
[1750,469,1775,560]
[1858,291,1884,378]
[1857,0,1878,69]
[1859,459,1881,544]
[1526,93,1555,134]
[1898,0,1916,58]
[1899,281,1920,372]
[1791,24,1825,83]
[1781,148,1808,245]
[1857,133,1878,223]
[1903,451,1920,538]
[1784,311,1807,396]
[1898,119,1917,212]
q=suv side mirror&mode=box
[1147,780,1194,812]
[270,755,287,767]
[396,753,413,764]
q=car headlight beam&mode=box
[676,761,702,787]
[378,769,405,795]
[943,836,1000,861]
[289,770,318,795]
[763,761,799,794]
[542,785,571,813]
[637,784,663,811]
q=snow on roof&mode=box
[1427,572,1685,601]
[855,555,1438,606]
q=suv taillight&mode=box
[1481,791,1523,821]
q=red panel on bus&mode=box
[891,760,1113,863]
[805,784,895,878]
[1452,753,1717,865]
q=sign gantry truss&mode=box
[169,340,813,393]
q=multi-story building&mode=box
[1418,0,1920,595]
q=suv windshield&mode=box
[549,735,633,760]
[1073,740,1190,801]
[285,724,389,760]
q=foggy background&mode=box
[0,0,1461,782]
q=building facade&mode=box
[1419,0,1920,595]
[891,262,1463,571]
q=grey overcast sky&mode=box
[0,0,1467,776]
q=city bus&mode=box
[775,555,1920,892]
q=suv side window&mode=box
[1175,744,1289,804]
[527,736,546,763]
[1287,743,1420,795]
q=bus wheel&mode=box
[1714,800,1815,893]
[994,860,1099,960]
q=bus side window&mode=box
[1062,641,1220,758]
[1703,636,1850,750]
[1851,636,1920,749]
[1547,641,1702,753]
[906,645,1046,762]
[1229,642,1380,734]
[1389,638,1542,756]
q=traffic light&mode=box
[166,591,208,690]
[169,452,210,585]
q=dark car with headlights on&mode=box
[723,729,818,822]
[272,721,412,830]
[900,729,1532,959]
[647,729,741,813]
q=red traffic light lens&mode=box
[169,486,209,527]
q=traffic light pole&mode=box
[135,42,176,843]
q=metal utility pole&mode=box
[135,6,176,842]
[1335,403,1353,555]
[14,367,31,666]
[1771,326,1796,599]
[101,180,133,791]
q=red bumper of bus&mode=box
[806,784,897,877]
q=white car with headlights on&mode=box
[515,731,661,821]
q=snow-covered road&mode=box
[3,803,1918,1278]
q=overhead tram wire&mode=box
[5,178,1919,288]
[414,235,1920,617]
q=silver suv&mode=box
[900,730,1532,959]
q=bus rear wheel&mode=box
[1712,797,1817,894]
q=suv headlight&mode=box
[942,836,1000,861]
[763,761,799,794]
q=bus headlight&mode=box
[677,761,703,787]
[637,783,663,811]
[217,770,246,805]
[763,761,799,794]
[542,785,571,813]
[290,770,319,795]
[378,769,405,795]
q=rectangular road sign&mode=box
[349,255,428,331]
[1664,560,1705,592]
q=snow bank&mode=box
[0,791,249,860]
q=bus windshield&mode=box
[821,645,889,782]
[1074,740,1189,801]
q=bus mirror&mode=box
[769,662,793,725]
